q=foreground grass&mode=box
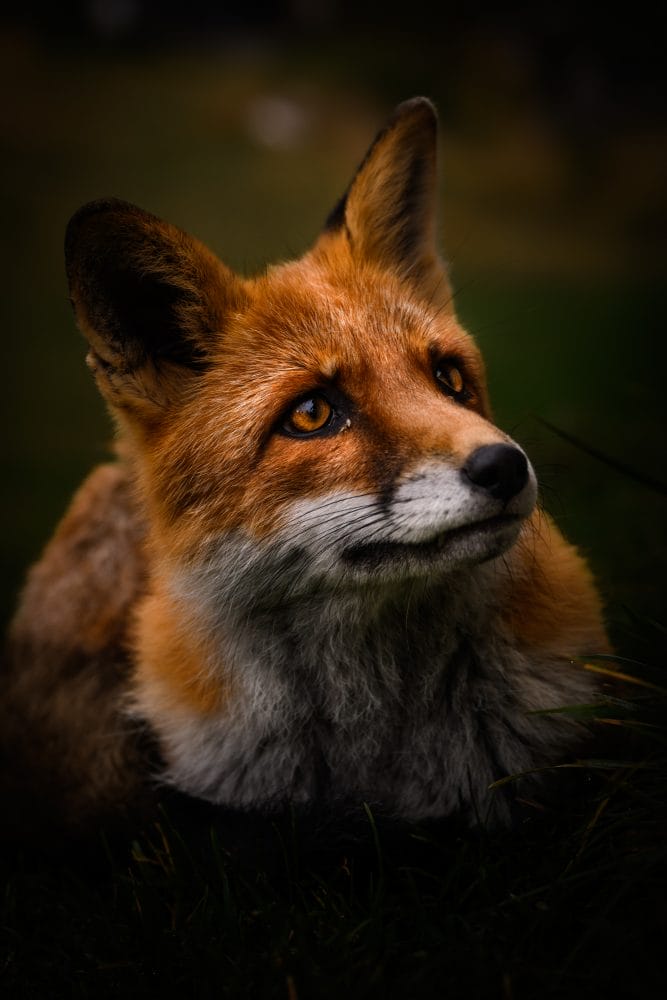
[2,655,665,999]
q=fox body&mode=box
[3,98,606,836]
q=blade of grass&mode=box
[536,415,667,495]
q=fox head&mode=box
[65,97,537,606]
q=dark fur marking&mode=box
[324,192,348,233]
[67,199,212,373]
[85,264,210,372]
[376,481,395,522]
[387,152,430,265]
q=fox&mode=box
[2,97,607,840]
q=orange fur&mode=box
[503,510,608,656]
[135,591,233,717]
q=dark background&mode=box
[1,1,665,662]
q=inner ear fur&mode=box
[318,97,453,311]
[65,198,245,409]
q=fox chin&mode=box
[2,97,608,840]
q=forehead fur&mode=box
[213,250,481,381]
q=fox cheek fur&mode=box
[3,97,608,836]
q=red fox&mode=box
[3,98,607,837]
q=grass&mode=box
[1,27,666,999]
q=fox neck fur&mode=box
[131,500,599,826]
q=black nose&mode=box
[462,444,529,502]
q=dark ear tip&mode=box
[64,198,149,267]
[322,97,438,236]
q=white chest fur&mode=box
[135,557,594,826]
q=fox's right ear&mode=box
[65,199,246,414]
[316,97,453,311]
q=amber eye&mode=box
[284,394,334,436]
[435,361,468,401]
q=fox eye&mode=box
[283,394,334,436]
[435,361,469,403]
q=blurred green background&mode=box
[1,3,665,662]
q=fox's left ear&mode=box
[65,199,246,418]
[317,97,453,310]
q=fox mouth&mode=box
[342,513,522,568]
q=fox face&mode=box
[66,100,536,606]
[55,97,606,825]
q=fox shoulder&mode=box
[2,460,155,840]
[506,510,609,659]
[10,459,145,655]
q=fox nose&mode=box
[462,444,529,502]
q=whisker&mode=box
[287,491,380,524]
